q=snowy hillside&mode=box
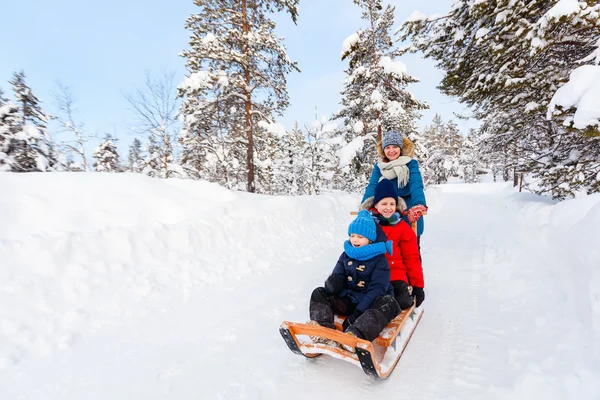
[1,173,599,399]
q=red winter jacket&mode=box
[371,210,424,288]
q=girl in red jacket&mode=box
[360,178,425,310]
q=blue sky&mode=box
[0,0,478,155]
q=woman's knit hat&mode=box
[374,178,398,205]
[348,210,377,242]
[382,131,404,150]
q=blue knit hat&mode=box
[382,131,404,150]
[348,210,377,242]
[374,178,398,206]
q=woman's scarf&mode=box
[377,156,412,188]
[344,240,393,261]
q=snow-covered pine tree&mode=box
[140,133,161,177]
[276,122,309,195]
[0,88,7,105]
[398,0,600,198]
[8,71,63,172]
[127,138,144,173]
[92,135,120,172]
[254,122,287,194]
[442,120,463,178]
[306,118,341,194]
[460,128,484,183]
[0,98,20,171]
[334,0,427,192]
[419,114,457,185]
[178,0,299,193]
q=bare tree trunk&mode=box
[369,3,382,144]
[53,82,88,171]
[513,141,518,187]
[242,0,255,192]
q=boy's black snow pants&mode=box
[309,287,400,342]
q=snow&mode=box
[178,71,212,93]
[1,173,600,399]
[543,0,581,23]
[258,120,287,137]
[202,33,216,44]
[475,28,490,40]
[340,32,360,56]
[405,10,427,23]
[379,56,407,77]
[338,134,367,169]
[547,65,600,129]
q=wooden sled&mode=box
[279,303,423,379]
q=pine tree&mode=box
[276,122,311,195]
[92,135,120,172]
[420,114,451,185]
[306,118,342,194]
[460,129,484,183]
[0,88,7,106]
[0,100,20,171]
[334,0,427,191]
[8,71,63,172]
[127,138,144,172]
[398,0,600,197]
[178,0,299,193]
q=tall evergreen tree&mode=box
[178,0,299,193]
[92,135,120,172]
[127,138,144,173]
[460,128,484,183]
[0,100,20,171]
[7,71,62,172]
[333,0,427,192]
[398,0,600,198]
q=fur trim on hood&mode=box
[360,196,407,213]
[377,135,415,162]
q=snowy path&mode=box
[1,176,598,399]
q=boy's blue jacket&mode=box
[361,159,427,236]
[329,226,393,312]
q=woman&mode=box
[361,130,427,247]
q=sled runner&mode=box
[279,302,423,379]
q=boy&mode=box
[308,210,400,350]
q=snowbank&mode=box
[0,172,358,370]
[1,173,599,399]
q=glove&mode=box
[407,205,427,223]
[342,310,363,331]
[412,287,425,307]
[324,274,344,295]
